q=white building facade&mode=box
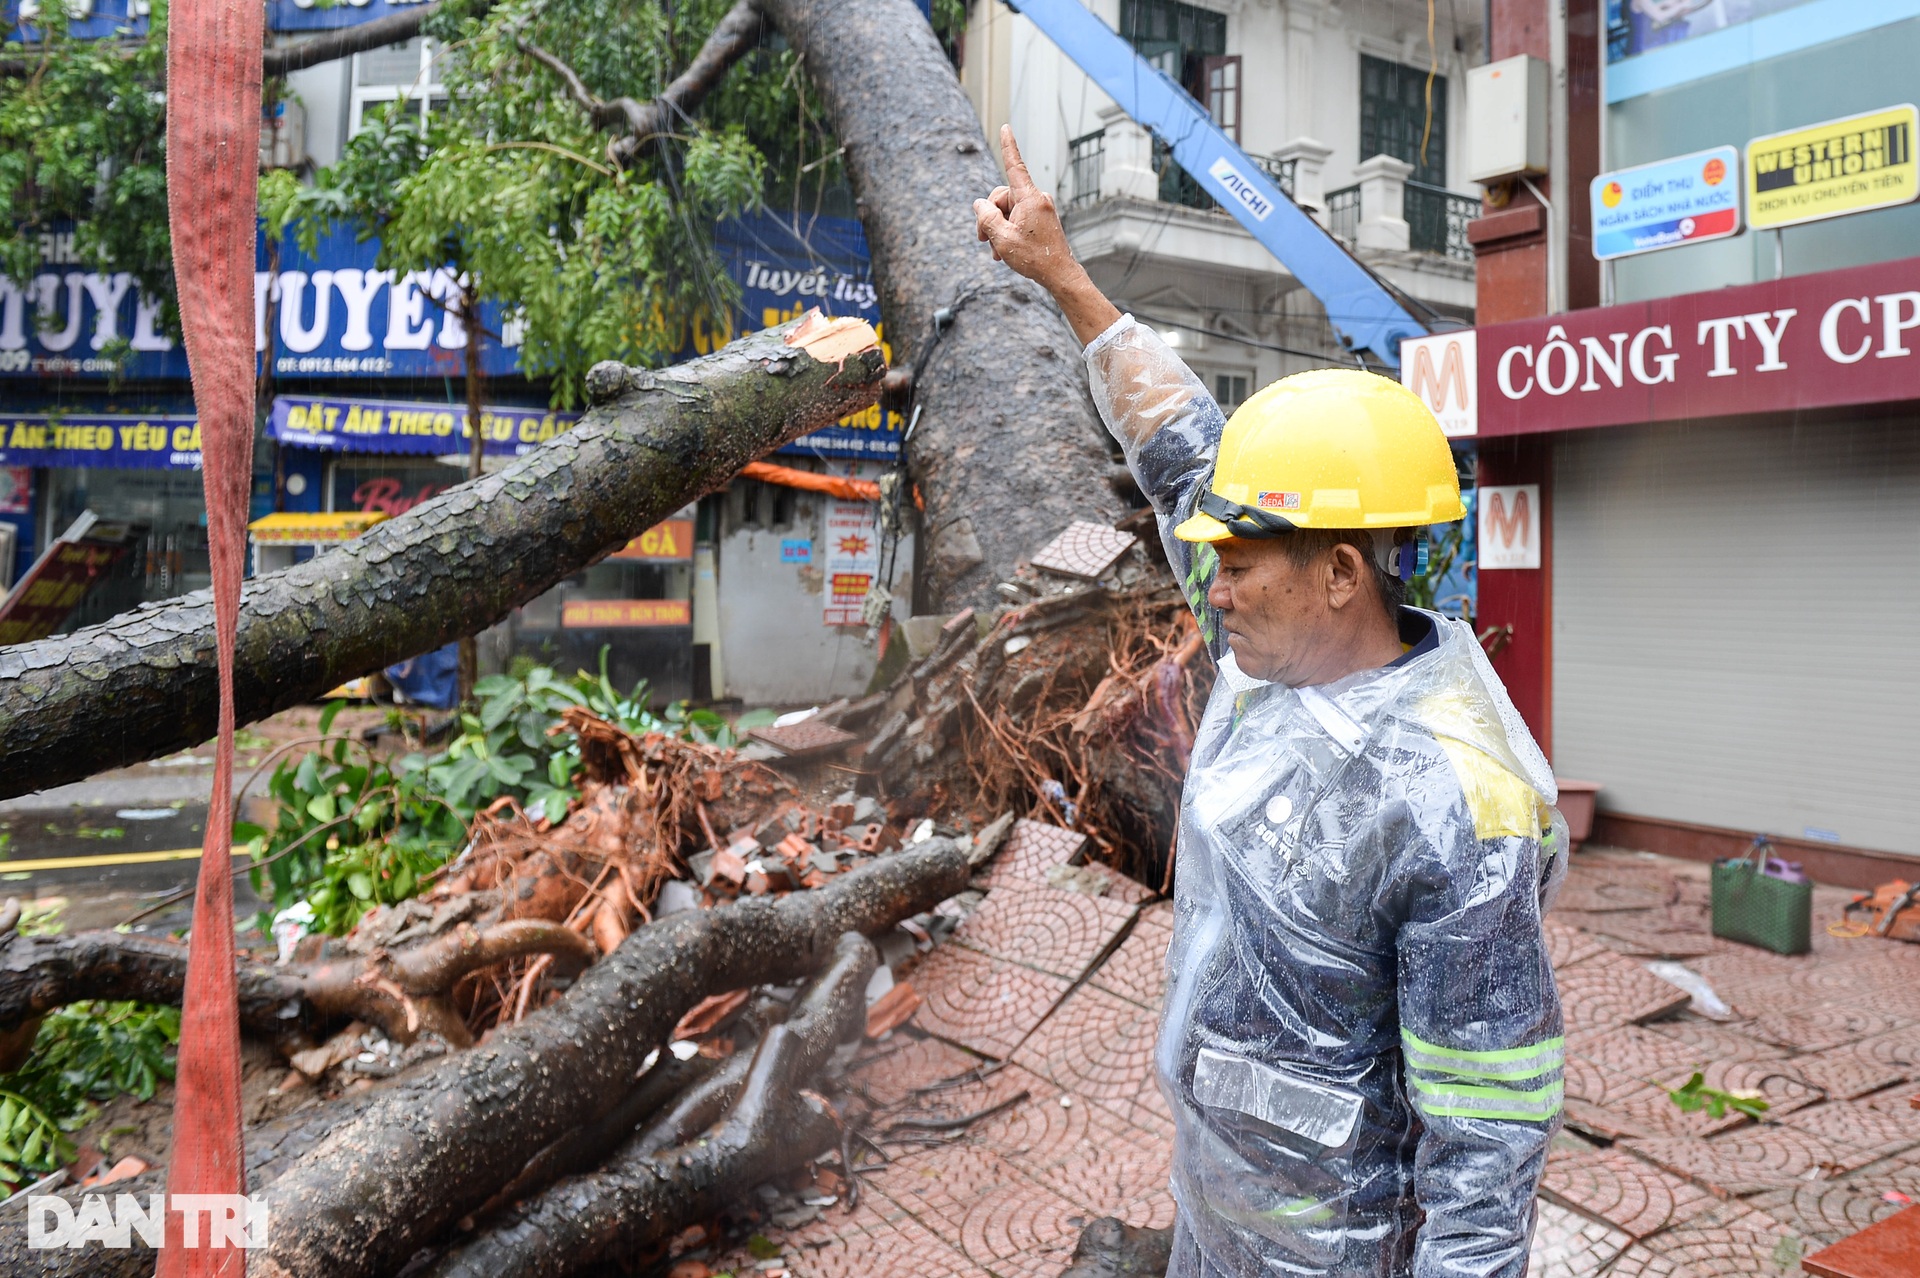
[961,0,1482,398]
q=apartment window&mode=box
[1359,54,1447,187]
[1200,55,1241,142]
[350,38,449,137]
[1207,370,1251,412]
[1120,0,1226,65]
[1122,1,1232,207]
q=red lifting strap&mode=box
[160,0,261,1268]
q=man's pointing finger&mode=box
[1000,124,1036,194]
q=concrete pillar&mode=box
[1274,137,1333,220]
[1096,105,1160,202]
[1353,154,1412,252]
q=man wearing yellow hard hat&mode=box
[977,127,1566,1278]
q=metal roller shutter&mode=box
[1551,415,1920,859]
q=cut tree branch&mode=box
[0,315,884,799]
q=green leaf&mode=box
[347,871,375,901]
[294,752,321,795]
[747,1234,780,1261]
[318,699,348,736]
[307,793,338,824]
[472,675,519,699]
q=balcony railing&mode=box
[1067,129,1105,210]
[1406,181,1478,263]
[1326,184,1360,244]
[1254,155,1297,200]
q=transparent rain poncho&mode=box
[1086,317,1568,1278]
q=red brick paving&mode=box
[1011,982,1163,1120]
[1556,948,1693,1034]
[1778,1100,1920,1169]
[1625,1124,1849,1195]
[717,845,1920,1277]
[977,819,1088,892]
[1088,902,1173,1009]
[1541,1138,1721,1239]
[1607,1201,1803,1277]
[908,943,1075,1059]
[949,882,1137,983]
[1749,1175,1920,1247]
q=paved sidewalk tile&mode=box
[910,944,1075,1059]
[1012,981,1164,1121]
[951,881,1137,983]
[1605,1201,1805,1277]
[1643,1017,1791,1064]
[1555,950,1692,1034]
[1544,918,1611,970]
[1540,1139,1719,1240]
[1749,1174,1920,1248]
[1528,1198,1632,1276]
[1625,1124,1849,1196]
[977,819,1088,892]
[1088,901,1174,1010]
[1778,1100,1920,1169]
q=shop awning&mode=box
[247,510,390,543]
[0,414,203,470]
[267,395,579,457]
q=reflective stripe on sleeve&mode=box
[1408,1074,1565,1122]
[1183,544,1218,643]
[1400,1029,1565,1082]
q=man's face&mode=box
[1206,537,1330,684]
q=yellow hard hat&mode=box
[1172,367,1466,543]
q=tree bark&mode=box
[0,919,597,1049]
[0,318,883,799]
[760,0,1125,608]
[427,931,874,1278]
[249,840,967,1278]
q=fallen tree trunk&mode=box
[761,0,1126,607]
[542,0,1123,609]
[429,931,874,1278]
[251,840,967,1278]
[0,317,883,798]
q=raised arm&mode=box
[975,126,1230,643]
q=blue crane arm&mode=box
[1003,0,1428,367]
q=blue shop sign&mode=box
[1,222,521,381]
[0,413,202,469]
[1591,146,1743,261]
[267,395,579,457]
[267,0,432,32]
[2,0,151,42]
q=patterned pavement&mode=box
[709,841,1920,1278]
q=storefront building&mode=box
[0,206,909,704]
[1415,0,1920,878]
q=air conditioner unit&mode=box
[1468,56,1548,182]
[260,97,308,171]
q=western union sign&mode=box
[1746,104,1918,230]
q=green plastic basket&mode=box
[1711,840,1812,956]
